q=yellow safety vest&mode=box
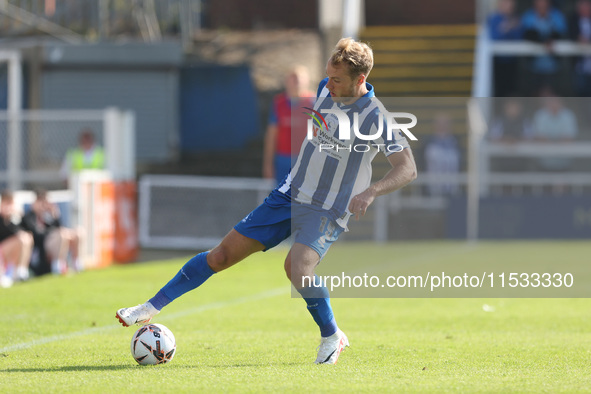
[68,147,105,172]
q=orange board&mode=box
[114,182,138,263]
[95,181,115,268]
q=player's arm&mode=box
[348,148,417,220]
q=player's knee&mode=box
[289,266,307,288]
[207,246,235,272]
[289,261,316,289]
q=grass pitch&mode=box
[1,241,591,393]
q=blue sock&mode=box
[297,275,338,337]
[149,252,215,310]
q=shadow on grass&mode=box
[0,362,303,372]
[0,364,140,372]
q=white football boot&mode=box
[116,302,159,327]
[315,329,349,364]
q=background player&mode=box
[117,38,417,365]
[263,65,315,184]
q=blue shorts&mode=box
[234,190,344,258]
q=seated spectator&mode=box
[489,98,533,142]
[522,0,568,43]
[521,0,568,92]
[424,113,461,196]
[488,0,523,96]
[531,92,578,170]
[489,98,533,172]
[569,0,591,96]
[21,189,82,276]
[0,190,33,287]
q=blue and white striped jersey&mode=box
[278,78,410,229]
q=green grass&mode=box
[1,241,591,393]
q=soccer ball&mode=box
[130,323,176,365]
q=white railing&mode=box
[472,21,591,98]
[480,141,591,193]
[491,40,591,56]
[0,108,135,189]
[139,175,274,249]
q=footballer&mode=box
[117,37,417,364]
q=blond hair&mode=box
[329,38,374,79]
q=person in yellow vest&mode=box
[60,129,105,181]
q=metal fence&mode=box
[0,108,135,190]
[139,175,274,249]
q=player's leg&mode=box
[147,229,265,310]
[285,242,349,364]
[116,229,265,327]
[117,189,291,327]
[285,242,338,337]
[286,208,349,364]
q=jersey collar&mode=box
[337,82,375,111]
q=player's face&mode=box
[325,62,358,103]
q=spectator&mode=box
[521,0,568,92]
[531,93,578,170]
[489,98,533,172]
[263,66,315,185]
[488,0,523,96]
[0,190,33,287]
[424,113,461,196]
[21,189,82,276]
[60,128,105,181]
[522,0,568,43]
[490,98,533,142]
[569,0,591,96]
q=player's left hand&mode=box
[348,189,377,220]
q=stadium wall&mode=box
[205,0,318,29]
[25,42,183,163]
[203,0,474,30]
[179,65,259,155]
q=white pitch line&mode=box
[0,287,289,354]
[0,325,118,354]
